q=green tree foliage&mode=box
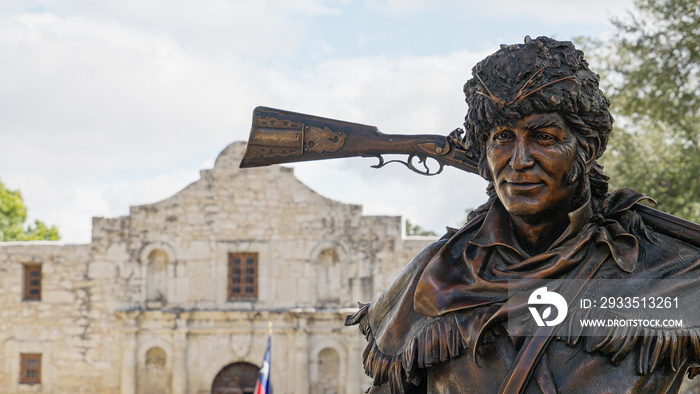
[0,180,60,241]
[585,0,699,221]
[405,220,437,236]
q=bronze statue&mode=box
[241,36,700,393]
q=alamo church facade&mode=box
[0,141,436,393]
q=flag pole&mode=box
[255,322,273,394]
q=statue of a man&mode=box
[346,36,700,393]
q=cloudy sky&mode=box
[0,0,635,244]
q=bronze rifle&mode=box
[239,106,479,176]
[239,106,700,247]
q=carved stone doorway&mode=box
[211,362,259,394]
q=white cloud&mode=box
[14,0,339,57]
[369,0,633,24]
[1,26,492,242]
[253,49,495,236]
[262,50,492,128]
[0,9,262,242]
[476,0,634,23]
[0,11,258,173]
[0,1,632,243]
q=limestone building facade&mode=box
[0,141,436,393]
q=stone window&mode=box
[19,353,41,384]
[228,253,258,300]
[23,264,42,301]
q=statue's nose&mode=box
[511,139,534,170]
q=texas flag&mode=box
[254,336,272,394]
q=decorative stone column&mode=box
[294,314,310,393]
[121,327,137,394]
[172,316,189,394]
[345,328,364,394]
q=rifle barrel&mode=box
[240,106,479,175]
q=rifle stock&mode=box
[240,106,479,176]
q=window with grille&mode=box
[23,265,42,301]
[228,253,258,300]
[19,353,41,384]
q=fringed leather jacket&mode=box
[347,189,700,393]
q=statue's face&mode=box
[486,112,579,218]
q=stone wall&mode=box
[0,141,437,393]
[0,242,122,393]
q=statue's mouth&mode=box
[503,181,544,191]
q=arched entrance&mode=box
[211,362,259,394]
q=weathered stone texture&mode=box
[0,141,438,393]
[0,243,122,393]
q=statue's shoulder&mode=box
[597,188,700,254]
[630,202,700,252]
[572,190,700,375]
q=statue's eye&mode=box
[493,131,513,142]
[535,133,555,143]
